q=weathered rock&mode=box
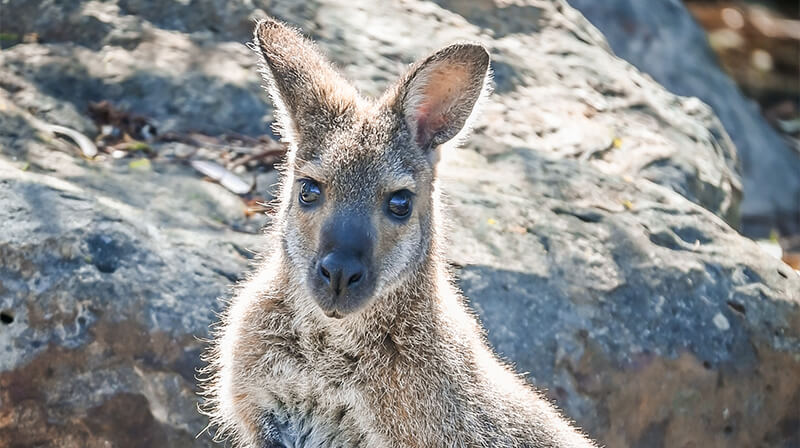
[441,146,800,448]
[0,139,264,446]
[0,10,271,136]
[319,0,742,225]
[1,1,798,448]
[0,0,741,224]
[566,0,800,236]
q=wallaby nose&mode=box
[319,252,366,296]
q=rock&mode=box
[0,8,271,136]
[566,0,800,237]
[0,0,741,225]
[304,0,742,226]
[1,1,798,448]
[1,0,743,224]
[0,143,264,446]
[440,146,800,448]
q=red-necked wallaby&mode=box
[201,17,597,448]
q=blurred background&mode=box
[0,1,798,447]
[687,0,798,124]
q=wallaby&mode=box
[201,17,597,448]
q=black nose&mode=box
[319,252,366,296]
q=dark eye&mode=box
[299,179,321,205]
[387,190,413,219]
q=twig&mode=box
[228,146,286,169]
[39,123,98,158]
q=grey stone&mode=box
[440,146,799,445]
[0,141,264,446]
[566,0,800,236]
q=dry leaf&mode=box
[128,158,151,170]
[191,160,252,195]
[243,197,275,217]
[42,123,98,158]
[781,252,800,270]
[508,225,528,234]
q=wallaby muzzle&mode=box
[311,212,376,318]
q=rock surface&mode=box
[0,100,264,447]
[1,1,798,448]
[566,0,800,236]
[442,147,800,448]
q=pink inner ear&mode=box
[414,103,447,147]
[410,66,468,148]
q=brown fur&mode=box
[201,17,597,448]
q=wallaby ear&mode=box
[394,43,491,151]
[253,18,359,145]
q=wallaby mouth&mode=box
[310,256,377,317]
[323,309,344,319]
[310,213,377,317]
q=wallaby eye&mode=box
[299,179,322,205]
[387,190,413,219]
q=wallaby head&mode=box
[255,18,490,319]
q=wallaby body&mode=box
[202,18,596,448]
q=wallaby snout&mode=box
[312,213,375,317]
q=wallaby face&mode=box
[255,19,490,318]
[282,120,438,318]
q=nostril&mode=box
[347,272,362,286]
[320,265,330,280]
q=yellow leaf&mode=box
[129,158,151,170]
[487,218,497,226]
[127,141,150,152]
[622,199,634,210]
[613,137,622,148]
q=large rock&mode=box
[0,0,272,137]
[1,1,798,447]
[442,147,800,448]
[566,0,800,236]
[0,100,264,446]
[0,0,741,224]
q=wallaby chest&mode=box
[244,310,387,447]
